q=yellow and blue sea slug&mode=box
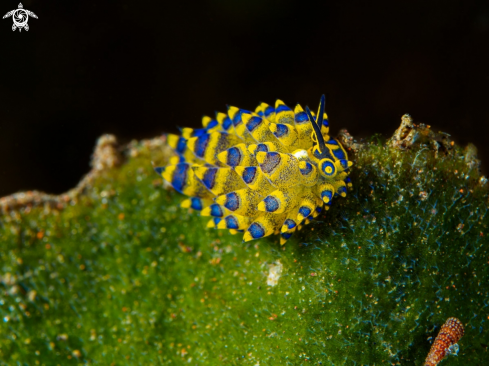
[155,95,353,244]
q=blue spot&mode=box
[295,111,308,123]
[333,149,346,160]
[338,159,349,170]
[224,192,240,211]
[225,216,239,229]
[246,116,262,132]
[260,152,281,173]
[175,155,186,163]
[273,123,288,138]
[190,197,203,210]
[232,109,251,127]
[263,196,279,212]
[194,134,210,158]
[207,119,219,129]
[299,206,311,218]
[316,206,322,214]
[300,161,313,176]
[212,217,221,226]
[248,223,265,239]
[327,139,338,145]
[154,166,165,175]
[210,204,224,217]
[284,219,296,230]
[192,128,208,137]
[222,116,233,130]
[321,189,333,202]
[242,167,256,184]
[256,110,264,117]
[281,232,293,240]
[232,111,243,126]
[337,186,347,196]
[345,176,352,184]
[172,164,189,193]
[276,104,291,113]
[176,137,187,154]
[226,147,241,167]
[264,106,275,117]
[256,144,268,152]
[322,118,329,127]
[201,168,217,189]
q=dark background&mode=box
[1,0,489,197]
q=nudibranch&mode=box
[424,317,464,366]
[155,95,352,244]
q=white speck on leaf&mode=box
[267,260,283,286]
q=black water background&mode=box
[1,0,488,196]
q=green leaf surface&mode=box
[1,136,488,365]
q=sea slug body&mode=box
[155,95,352,244]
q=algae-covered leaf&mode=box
[1,118,489,365]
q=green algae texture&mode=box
[1,133,489,365]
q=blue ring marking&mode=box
[321,189,333,202]
[226,147,242,167]
[225,215,239,229]
[295,111,308,123]
[321,160,336,176]
[300,161,313,176]
[246,116,263,132]
[224,192,240,211]
[242,167,257,184]
[176,136,187,154]
[172,164,189,193]
[194,134,210,158]
[298,206,311,218]
[190,197,203,210]
[264,106,275,117]
[263,196,279,212]
[210,204,224,217]
[276,104,291,113]
[284,219,296,230]
[248,223,265,239]
[201,168,217,189]
[222,116,233,130]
